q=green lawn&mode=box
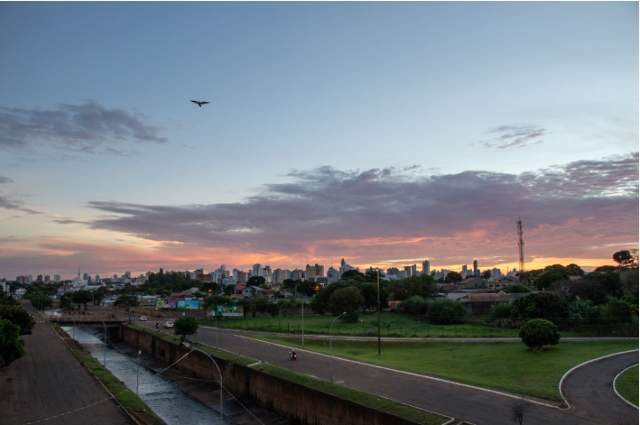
[253,335,638,402]
[615,365,639,407]
[198,311,523,338]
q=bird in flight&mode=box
[190,100,210,107]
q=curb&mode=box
[612,364,639,410]
[558,349,639,409]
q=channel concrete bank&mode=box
[121,325,430,425]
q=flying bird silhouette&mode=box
[190,100,210,107]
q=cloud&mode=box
[0,100,168,154]
[480,125,548,149]
[0,176,42,214]
[84,152,638,269]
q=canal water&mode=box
[62,326,232,425]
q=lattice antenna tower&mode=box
[517,217,525,272]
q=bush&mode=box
[506,284,531,294]
[399,295,428,315]
[427,300,467,324]
[0,318,25,367]
[519,319,560,351]
[490,303,512,320]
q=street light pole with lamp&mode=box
[330,312,347,383]
[182,342,224,424]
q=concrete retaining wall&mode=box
[121,326,422,425]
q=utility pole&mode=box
[517,217,525,273]
[377,269,381,356]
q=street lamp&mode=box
[136,349,141,396]
[330,312,347,383]
[100,319,107,367]
[182,342,223,424]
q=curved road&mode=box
[133,319,638,425]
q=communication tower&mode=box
[517,217,525,272]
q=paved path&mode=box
[562,351,639,424]
[0,303,134,425]
[136,321,638,425]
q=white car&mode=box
[140,316,148,321]
[163,321,174,328]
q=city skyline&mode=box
[0,3,637,280]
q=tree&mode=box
[0,318,25,367]
[173,316,198,342]
[0,291,19,306]
[329,286,364,323]
[445,271,463,283]
[535,265,570,290]
[585,271,622,297]
[506,284,531,294]
[519,319,560,351]
[341,270,365,281]
[482,270,492,280]
[427,300,467,324]
[202,295,233,313]
[29,293,52,310]
[0,305,35,335]
[613,249,638,269]
[512,401,529,425]
[72,290,92,310]
[246,276,265,286]
[510,292,567,323]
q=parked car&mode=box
[140,316,148,321]
[163,321,174,328]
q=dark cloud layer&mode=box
[0,100,168,154]
[480,125,547,149]
[87,153,639,261]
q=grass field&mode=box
[253,335,638,402]
[198,311,525,338]
[615,365,639,407]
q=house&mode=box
[456,277,486,290]
[459,293,510,316]
[487,276,517,291]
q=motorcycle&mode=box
[155,322,159,329]
[289,350,297,361]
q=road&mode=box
[0,303,134,425]
[136,319,638,425]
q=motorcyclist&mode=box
[155,322,159,329]
[289,349,297,360]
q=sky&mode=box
[0,2,637,280]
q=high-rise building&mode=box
[404,266,413,277]
[422,260,431,275]
[54,274,61,283]
[473,260,479,276]
[291,269,304,281]
[305,264,324,280]
[387,267,400,277]
[461,264,468,278]
[411,264,417,277]
[252,264,262,278]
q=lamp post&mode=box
[100,319,107,367]
[136,350,141,395]
[183,342,223,423]
[330,312,347,383]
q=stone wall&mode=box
[120,326,423,425]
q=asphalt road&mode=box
[137,320,639,425]
[0,303,134,425]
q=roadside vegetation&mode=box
[615,365,639,407]
[0,292,34,367]
[252,335,638,402]
[50,324,163,424]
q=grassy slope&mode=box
[615,365,639,407]
[126,324,449,425]
[253,335,638,402]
